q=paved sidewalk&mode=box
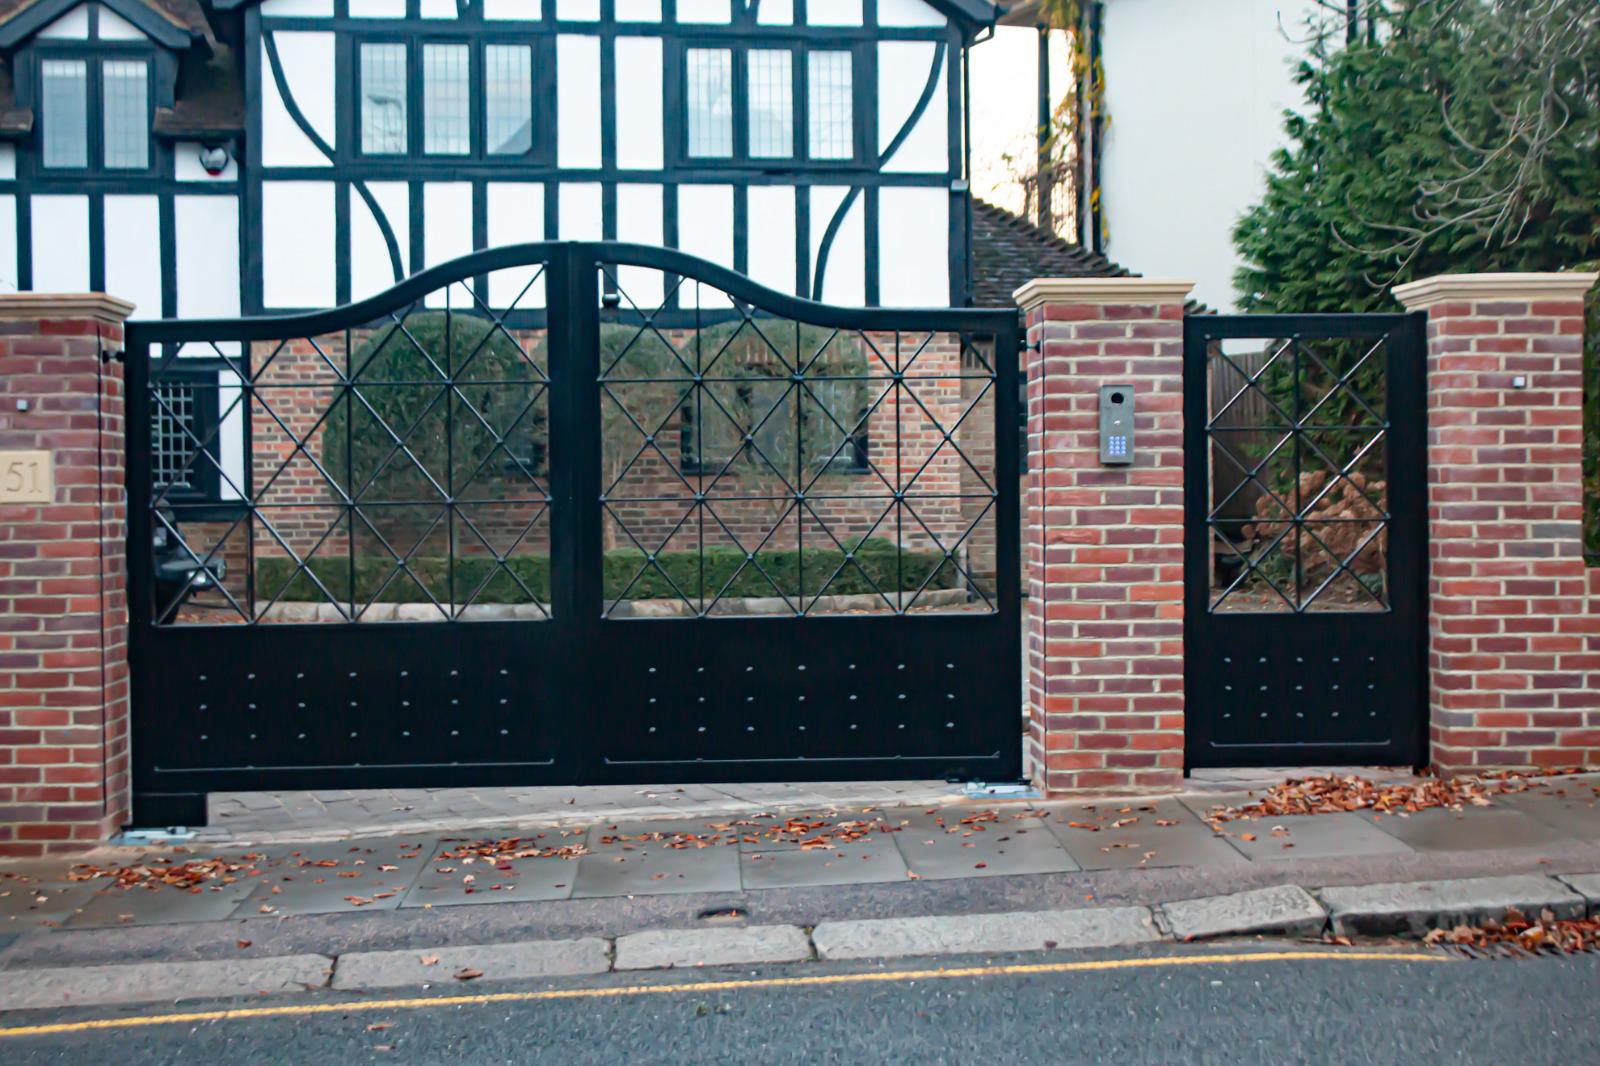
[197,766,1419,845]
[2,772,1595,936]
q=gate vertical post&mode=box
[1393,271,1600,774]
[0,294,135,854]
[1013,278,1194,794]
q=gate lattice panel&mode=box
[125,243,1020,825]
[1183,313,1428,770]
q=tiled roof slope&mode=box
[969,198,1130,308]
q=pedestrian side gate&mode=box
[1183,313,1429,769]
[125,243,1021,826]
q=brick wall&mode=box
[1015,278,1193,794]
[1395,272,1600,773]
[0,295,134,855]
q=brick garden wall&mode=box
[1395,272,1600,773]
[0,295,133,855]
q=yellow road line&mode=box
[0,949,1442,1040]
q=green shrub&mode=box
[254,537,960,605]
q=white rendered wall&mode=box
[103,194,162,319]
[1099,0,1320,310]
[30,196,89,293]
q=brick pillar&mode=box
[1014,278,1194,794]
[0,294,135,855]
[1393,272,1600,773]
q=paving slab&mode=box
[1496,789,1600,841]
[0,954,332,1011]
[63,853,267,929]
[614,925,812,970]
[1368,807,1574,854]
[573,824,741,899]
[403,835,581,908]
[1159,885,1327,941]
[894,812,1078,880]
[811,906,1158,961]
[1045,800,1245,870]
[229,837,433,918]
[0,872,100,930]
[1218,812,1414,862]
[331,938,610,990]
[740,837,909,889]
[1554,873,1600,914]
[1318,875,1586,937]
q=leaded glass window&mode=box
[747,49,793,159]
[807,51,853,160]
[101,60,149,170]
[484,44,533,156]
[423,43,470,156]
[40,59,89,169]
[360,44,408,154]
[685,48,733,159]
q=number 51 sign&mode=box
[0,450,53,504]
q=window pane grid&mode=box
[423,43,470,156]
[485,44,532,156]
[360,43,408,154]
[747,49,793,159]
[686,48,733,159]
[152,383,197,493]
[807,50,853,161]
[41,59,88,169]
[101,60,148,169]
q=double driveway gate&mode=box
[1183,312,1429,769]
[126,243,1021,825]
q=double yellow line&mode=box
[0,949,1442,1039]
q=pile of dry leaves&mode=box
[66,854,266,891]
[1425,908,1600,955]
[437,836,589,861]
[1205,773,1544,823]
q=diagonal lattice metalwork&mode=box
[597,264,1000,619]
[146,262,555,626]
[1205,332,1392,615]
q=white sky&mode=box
[966,26,1071,215]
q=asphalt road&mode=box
[0,943,1594,1065]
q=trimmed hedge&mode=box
[255,537,960,604]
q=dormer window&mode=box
[38,53,151,172]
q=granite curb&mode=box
[3,872,1598,1014]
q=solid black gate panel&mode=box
[1183,313,1427,770]
[124,242,1020,826]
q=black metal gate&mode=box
[126,243,1020,825]
[1183,313,1427,769]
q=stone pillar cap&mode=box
[0,293,137,324]
[1392,271,1598,310]
[1012,277,1196,312]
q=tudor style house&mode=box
[0,0,1002,320]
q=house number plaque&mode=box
[0,450,53,504]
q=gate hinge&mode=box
[99,347,125,365]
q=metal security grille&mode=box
[151,381,197,493]
[124,243,1021,827]
[1184,313,1427,770]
